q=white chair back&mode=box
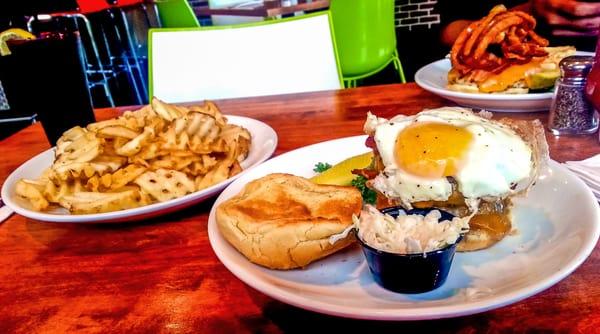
[149,12,342,103]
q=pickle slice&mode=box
[526,70,560,90]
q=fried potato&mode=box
[59,189,141,214]
[51,156,126,182]
[148,155,200,171]
[115,126,155,157]
[86,164,146,192]
[16,98,251,214]
[43,179,85,203]
[54,130,102,166]
[134,169,195,202]
[181,155,218,176]
[96,125,140,139]
[55,126,87,156]
[220,124,252,162]
[87,118,140,132]
[15,179,49,211]
[152,97,186,121]
[195,158,239,191]
[130,142,162,163]
[189,101,227,127]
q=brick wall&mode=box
[395,0,440,30]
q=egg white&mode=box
[367,107,533,207]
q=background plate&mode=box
[414,52,594,112]
[208,136,600,320]
[1,115,277,223]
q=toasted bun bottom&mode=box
[457,228,508,251]
[216,212,355,269]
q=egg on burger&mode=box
[360,107,548,251]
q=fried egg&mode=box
[364,107,533,208]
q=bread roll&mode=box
[216,173,362,269]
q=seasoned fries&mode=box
[15,98,252,214]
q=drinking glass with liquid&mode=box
[5,31,95,145]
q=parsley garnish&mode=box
[313,162,332,173]
[351,175,377,205]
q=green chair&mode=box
[155,0,200,28]
[330,0,406,88]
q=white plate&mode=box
[1,115,277,223]
[414,52,594,112]
[208,136,600,320]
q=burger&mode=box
[357,107,548,251]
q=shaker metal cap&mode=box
[560,56,594,80]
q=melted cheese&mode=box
[479,60,542,93]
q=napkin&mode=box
[0,202,13,223]
[564,155,600,201]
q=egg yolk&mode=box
[395,122,474,178]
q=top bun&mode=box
[216,173,362,269]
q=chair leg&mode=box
[344,79,357,88]
[117,9,149,102]
[342,50,406,88]
[102,81,115,107]
[393,50,406,83]
[73,15,117,105]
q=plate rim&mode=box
[207,135,600,320]
[415,50,594,105]
[1,115,278,223]
[414,58,554,101]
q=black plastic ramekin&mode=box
[357,206,462,294]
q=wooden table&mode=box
[194,0,329,18]
[1,83,599,333]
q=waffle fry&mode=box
[134,169,196,202]
[15,98,252,214]
[59,189,141,214]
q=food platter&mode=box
[414,51,594,113]
[208,135,600,320]
[1,115,277,223]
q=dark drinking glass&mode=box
[585,34,600,112]
[6,32,95,145]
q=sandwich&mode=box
[448,5,575,94]
[357,107,549,251]
[216,173,362,269]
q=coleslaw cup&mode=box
[357,207,462,294]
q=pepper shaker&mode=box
[548,55,598,135]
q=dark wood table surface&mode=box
[1,83,599,333]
